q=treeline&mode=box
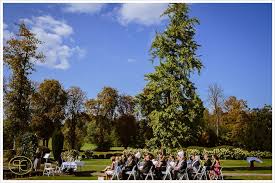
[3,4,271,159]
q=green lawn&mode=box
[225,176,272,180]
[13,158,272,180]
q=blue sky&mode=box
[3,3,272,109]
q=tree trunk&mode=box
[46,139,49,147]
[13,137,16,150]
[216,117,219,138]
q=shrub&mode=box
[123,147,272,160]
[99,154,105,159]
[84,150,94,159]
[61,150,80,161]
[105,154,113,159]
[52,129,64,160]
[17,132,38,159]
[93,155,99,159]
[4,149,16,161]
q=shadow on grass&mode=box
[74,170,96,177]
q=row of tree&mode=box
[3,4,271,154]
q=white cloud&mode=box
[117,3,168,26]
[20,15,85,70]
[3,23,15,43]
[63,3,105,14]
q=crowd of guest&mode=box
[103,150,222,180]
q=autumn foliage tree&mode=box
[4,23,44,149]
[31,79,67,147]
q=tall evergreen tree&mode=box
[4,23,44,149]
[137,4,204,148]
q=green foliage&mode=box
[17,132,38,159]
[3,119,14,150]
[63,113,88,151]
[4,149,16,161]
[135,119,154,148]
[244,105,272,151]
[84,150,94,159]
[86,115,112,151]
[65,87,87,150]
[61,150,80,161]
[115,114,137,148]
[52,129,64,160]
[136,4,204,148]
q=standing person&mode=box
[172,151,187,180]
[209,155,221,180]
[33,147,42,171]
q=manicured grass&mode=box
[81,143,97,151]
[220,159,272,167]
[17,176,98,180]
[225,176,272,180]
[13,159,272,180]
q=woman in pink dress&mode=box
[209,155,221,180]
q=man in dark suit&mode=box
[203,154,212,170]
[139,154,153,179]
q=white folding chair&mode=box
[179,168,189,180]
[111,165,121,180]
[43,163,55,176]
[215,167,224,180]
[144,166,154,180]
[192,165,202,180]
[126,165,137,180]
[197,166,208,180]
[162,165,172,180]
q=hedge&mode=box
[123,147,272,160]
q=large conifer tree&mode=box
[137,4,204,148]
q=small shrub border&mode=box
[123,147,272,160]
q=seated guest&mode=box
[188,155,201,179]
[192,155,201,171]
[187,154,195,166]
[203,154,212,170]
[139,154,153,179]
[155,152,167,179]
[209,155,221,180]
[134,152,141,165]
[121,154,127,166]
[104,156,116,179]
[172,151,187,180]
[122,154,135,179]
[167,155,176,168]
